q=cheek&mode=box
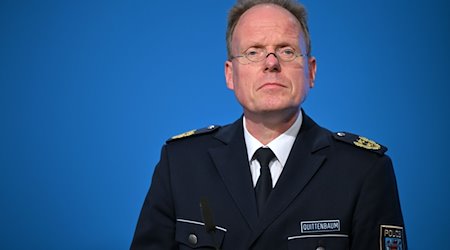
[291,72,310,98]
[234,69,256,92]
[234,81,252,100]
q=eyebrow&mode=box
[239,43,264,51]
[241,42,296,51]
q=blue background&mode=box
[1,0,449,249]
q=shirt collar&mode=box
[243,112,303,166]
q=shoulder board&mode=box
[333,132,387,155]
[167,125,220,143]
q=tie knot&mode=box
[254,147,275,167]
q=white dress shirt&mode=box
[243,112,303,188]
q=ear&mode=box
[308,56,317,88]
[225,60,235,90]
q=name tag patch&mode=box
[300,220,340,233]
[380,225,404,250]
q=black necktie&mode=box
[254,147,275,215]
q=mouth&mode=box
[258,82,286,90]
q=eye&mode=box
[244,48,262,57]
[279,47,296,56]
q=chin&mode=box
[258,105,298,115]
[260,101,298,112]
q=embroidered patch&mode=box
[167,125,220,142]
[171,129,196,140]
[300,220,340,233]
[353,136,381,150]
[380,225,404,250]
[333,132,387,155]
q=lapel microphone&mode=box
[199,197,221,250]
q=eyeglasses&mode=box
[230,47,305,65]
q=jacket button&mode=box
[188,233,198,245]
[316,247,325,250]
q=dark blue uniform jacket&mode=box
[131,112,406,250]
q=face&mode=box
[225,4,316,118]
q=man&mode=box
[131,0,407,249]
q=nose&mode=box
[264,52,281,72]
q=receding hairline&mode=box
[232,4,304,43]
[226,0,311,59]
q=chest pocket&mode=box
[176,219,226,249]
[287,234,349,250]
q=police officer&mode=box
[131,0,407,249]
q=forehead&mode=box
[233,4,302,48]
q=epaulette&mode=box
[333,132,387,155]
[167,125,220,143]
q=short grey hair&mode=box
[226,0,311,59]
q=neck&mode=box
[244,108,300,145]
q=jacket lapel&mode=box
[208,118,259,230]
[247,113,331,245]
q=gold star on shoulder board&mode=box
[353,136,381,150]
[333,132,387,155]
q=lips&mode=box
[258,82,287,90]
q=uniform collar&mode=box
[243,111,303,166]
